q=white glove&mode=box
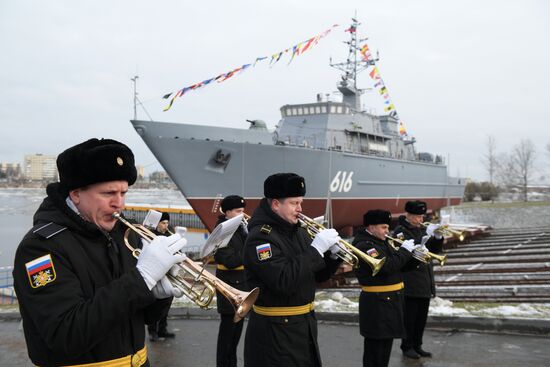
[311,228,341,257]
[426,223,443,239]
[329,243,340,260]
[417,245,429,253]
[152,275,184,299]
[401,239,418,253]
[137,233,188,289]
[174,226,188,236]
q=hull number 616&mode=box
[330,171,354,192]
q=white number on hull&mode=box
[330,171,354,192]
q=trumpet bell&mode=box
[232,287,260,322]
[428,252,447,266]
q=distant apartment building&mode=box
[136,165,145,180]
[0,162,22,180]
[149,170,174,185]
[24,154,58,181]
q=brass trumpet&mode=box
[297,213,385,276]
[385,235,447,266]
[113,212,259,322]
[422,222,465,242]
[242,213,251,227]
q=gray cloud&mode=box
[1,0,549,181]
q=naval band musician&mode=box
[215,195,249,367]
[392,200,444,359]
[147,211,177,341]
[243,173,342,367]
[13,138,187,367]
[352,209,421,367]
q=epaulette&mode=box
[260,224,272,235]
[33,222,67,239]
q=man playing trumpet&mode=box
[215,195,249,367]
[243,173,341,367]
[392,200,444,359]
[353,209,421,367]
[13,138,186,367]
[148,211,177,341]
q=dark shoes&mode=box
[402,348,421,359]
[158,330,175,338]
[414,348,432,358]
[149,332,159,342]
[149,329,175,342]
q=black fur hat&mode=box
[405,200,427,215]
[264,173,306,199]
[221,195,246,212]
[57,138,137,192]
[160,212,170,222]
[363,209,392,226]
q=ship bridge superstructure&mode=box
[276,100,417,161]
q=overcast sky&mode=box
[1,0,549,182]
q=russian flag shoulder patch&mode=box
[25,254,56,288]
[256,243,272,261]
[366,248,379,258]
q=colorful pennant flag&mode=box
[399,122,407,136]
[362,35,409,137]
[162,24,339,111]
[384,103,395,112]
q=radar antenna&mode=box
[329,17,379,111]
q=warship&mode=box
[131,19,465,232]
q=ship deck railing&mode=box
[0,266,16,305]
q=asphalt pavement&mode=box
[1,316,549,367]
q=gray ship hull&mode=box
[132,120,464,231]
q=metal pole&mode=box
[131,75,139,120]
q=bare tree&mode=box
[481,135,497,184]
[507,139,537,201]
[495,152,513,186]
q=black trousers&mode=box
[147,315,168,335]
[363,338,393,367]
[400,296,430,351]
[217,314,244,367]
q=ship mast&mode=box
[130,75,153,121]
[131,75,139,120]
[330,17,378,111]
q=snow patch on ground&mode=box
[169,292,550,320]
